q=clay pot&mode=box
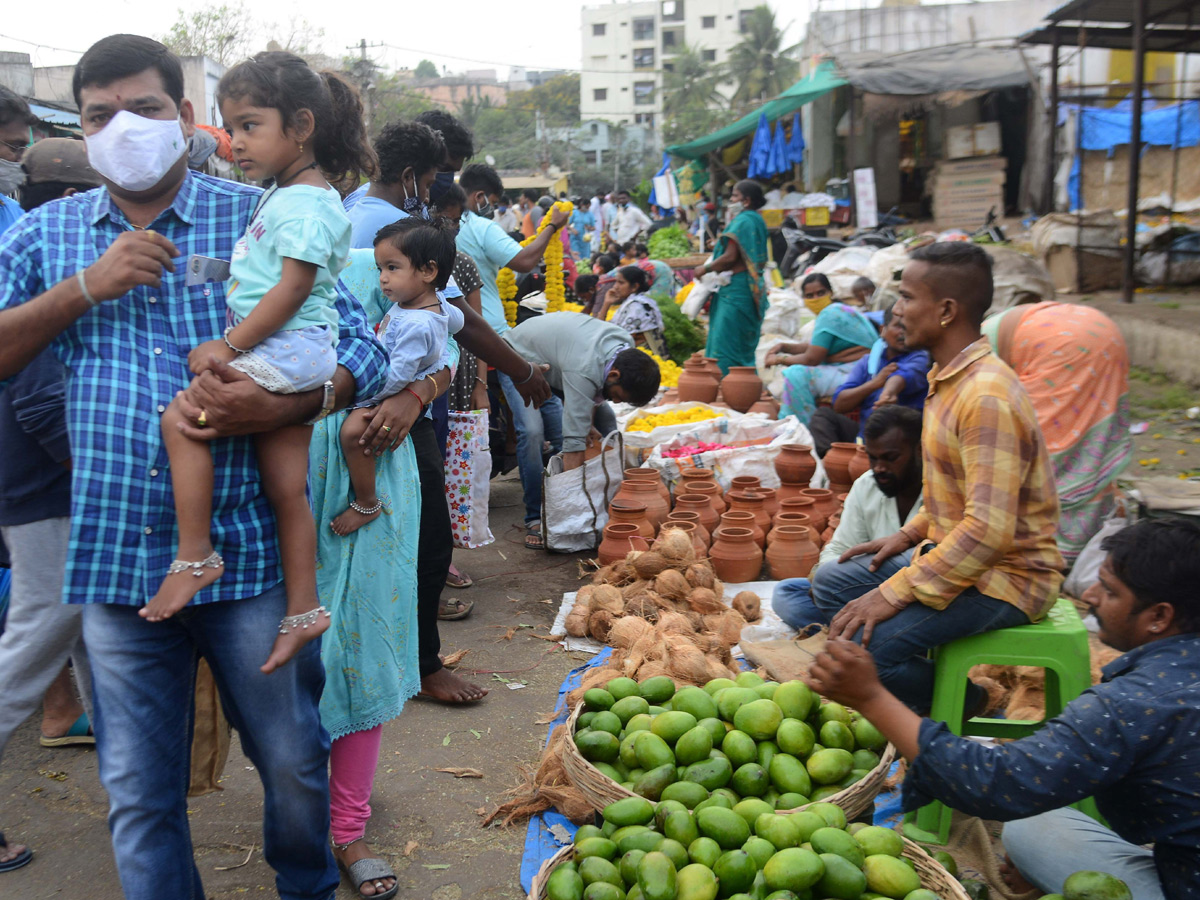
[824,443,858,490]
[727,490,771,539]
[660,520,707,557]
[847,444,870,483]
[835,493,849,513]
[772,511,813,539]
[703,358,723,381]
[748,391,781,418]
[730,476,762,494]
[608,498,655,540]
[673,493,720,535]
[776,482,812,502]
[665,510,709,547]
[613,479,670,530]
[801,488,837,532]
[679,467,720,498]
[661,387,679,404]
[718,510,764,549]
[678,354,720,404]
[709,527,764,583]
[598,523,649,566]
[779,495,816,520]
[756,487,780,520]
[625,467,671,506]
[687,479,727,515]
[720,366,764,414]
[774,443,817,486]
[822,513,841,544]
[765,525,820,579]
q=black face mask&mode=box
[428,170,455,205]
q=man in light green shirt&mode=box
[774,406,923,630]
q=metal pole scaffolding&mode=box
[1122,0,1148,303]
[1044,30,1060,214]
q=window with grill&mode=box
[593,88,608,101]
[633,17,655,40]
[633,48,655,69]
[592,23,606,36]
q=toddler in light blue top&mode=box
[149,50,378,676]
[330,217,457,537]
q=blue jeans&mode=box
[1002,809,1164,899]
[83,584,337,900]
[810,550,1030,711]
[771,577,827,631]
[499,372,564,524]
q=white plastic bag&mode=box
[444,410,494,549]
[681,271,729,320]
[1062,514,1127,598]
[542,431,625,553]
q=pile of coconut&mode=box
[564,528,763,689]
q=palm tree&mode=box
[663,45,724,118]
[725,5,800,112]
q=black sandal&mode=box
[0,831,33,873]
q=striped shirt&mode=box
[879,337,1063,617]
[0,171,388,607]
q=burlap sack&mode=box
[188,659,231,797]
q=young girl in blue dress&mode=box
[145,51,376,674]
[329,217,454,536]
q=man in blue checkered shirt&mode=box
[0,36,392,900]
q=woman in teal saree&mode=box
[695,180,769,375]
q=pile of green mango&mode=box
[573,672,888,811]
[544,794,957,900]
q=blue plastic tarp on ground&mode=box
[518,649,908,894]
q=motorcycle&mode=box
[778,207,903,280]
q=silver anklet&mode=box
[166,551,224,577]
[279,606,330,634]
[349,499,383,516]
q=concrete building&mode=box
[579,0,763,145]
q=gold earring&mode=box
[940,319,949,328]
[298,142,304,153]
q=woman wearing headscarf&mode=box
[982,301,1132,564]
[693,180,769,374]
[766,273,879,424]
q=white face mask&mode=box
[85,110,187,192]
[0,159,24,196]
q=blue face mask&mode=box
[428,170,455,205]
[400,169,429,220]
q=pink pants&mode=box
[329,725,383,844]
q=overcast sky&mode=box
[1,0,810,80]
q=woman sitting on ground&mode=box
[598,265,667,358]
[765,273,879,424]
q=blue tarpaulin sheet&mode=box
[518,649,906,894]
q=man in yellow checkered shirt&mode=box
[811,242,1064,713]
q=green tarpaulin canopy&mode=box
[666,61,846,161]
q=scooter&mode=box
[778,208,903,280]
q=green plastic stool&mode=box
[902,598,1102,845]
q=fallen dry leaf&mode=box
[475,806,488,817]
[529,632,559,642]
[434,766,484,778]
[442,649,470,668]
[535,708,565,725]
[494,626,517,642]
[403,840,419,857]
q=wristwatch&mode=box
[305,380,336,425]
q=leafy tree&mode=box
[725,5,799,112]
[457,95,495,132]
[414,59,439,79]
[512,74,581,129]
[371,72,437,134]
[662,45,729,147]
[160,2,254,65]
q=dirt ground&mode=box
[0,474,590,900]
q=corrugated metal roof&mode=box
[1046,0,1199,26]
[1022,0,1200,52]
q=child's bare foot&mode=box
[141,552,224,621]
[261,606,331,674]
[330,498,383,536]
[999,855,1036,893]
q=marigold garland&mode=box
[497,200,574,325]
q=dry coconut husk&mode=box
[623,593,661,622]
[732,590,762,623]
[656,528,696,564]
[647,590,675,612]
[711,578,725,601]
[684,563,716,589]
[591,584,624,615]
[662,634,712,685]
[610,559,638,586]
[683,611,706,631]
[591,565,618,585]
[686,587,726,615]
[482,725,594,826]
[609,616,654,650]
[656,610,696,636]
[637,660,672,681]
[622,580,651,603]
[704,608,747,648]
[654,569,691,603]
[588,609,615,642]
[564,599,591,637]
[630,629,666,663]
[632,551,671,580]
[565,665,624,708]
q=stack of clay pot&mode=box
[824,442,868,494]
[676,353,721,404]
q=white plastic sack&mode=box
[810,246,876,300]
[681,270,728,320]
[541,431,625,553]
[445,410,494,549]
[619,403,735,461]
[1062,514,1127,599]
[622,408,824,490]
